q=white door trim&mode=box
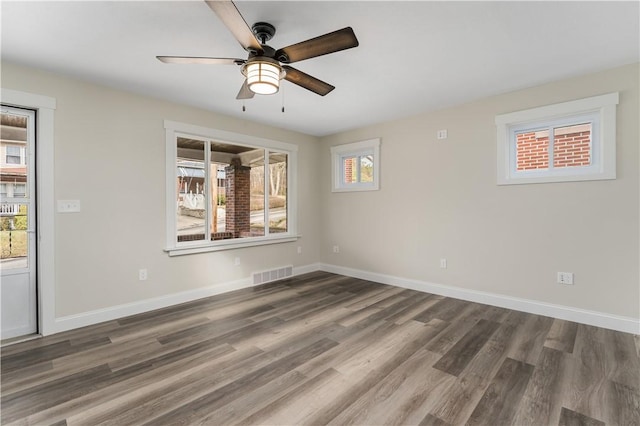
[2,88,56,336]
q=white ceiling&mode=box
[2,1,638,137]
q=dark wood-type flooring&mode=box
[1,271,639,425]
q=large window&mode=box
[165,121,297,256]
[496,93,618,185]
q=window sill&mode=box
[165,235,300,257]
[498,167,616,185]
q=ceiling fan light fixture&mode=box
[245,60,282,95]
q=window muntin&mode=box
[165,121,297,255]
[331,138,380,192]
[496,93,617,185]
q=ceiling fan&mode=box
[157,0,359,99]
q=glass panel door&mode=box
[1,106,37,339]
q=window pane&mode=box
[212,143,265,240]
[553,123,591,168]
[269,152,287,234]
[516,130,549,171]
[176,138,206,243]
[1,204,28,270]
[342,156,357,183]
[210,163,226,239]
[250,160,266,238]
[360,155,374,183]
[1,112,29,198]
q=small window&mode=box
[331,138,380,192]
[496,93,618,185]
[5,146,21,164]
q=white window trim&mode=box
[495,92,618,185]
[331,138,381,192]
[164,120,298,256]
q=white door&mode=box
[1,106,37,339]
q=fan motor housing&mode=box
[252,22,276,44]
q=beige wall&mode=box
[2,61,638,325]
[319,63,639,319]
[2,62,321,318]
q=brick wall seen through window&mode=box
[516,123,591,171]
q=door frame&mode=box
[2,88,56,336]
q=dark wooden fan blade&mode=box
[275,27,359,64]
[157,56,245,65]
[282,66,335,96]
[204,0,262,52]
[236,80,254,100]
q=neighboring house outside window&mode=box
[1,114,28,203]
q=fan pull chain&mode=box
[281,84,285,113]
[242,101,246,112]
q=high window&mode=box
[165,121,297,256]
[496,93,618,185]
[331,138,380,192]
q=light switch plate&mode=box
[557,272,574,285]
[57,200,81,213]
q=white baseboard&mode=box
[49,262,639,336]
[319,263,640,335]
[292,262,322,276]
[50,263,321,335]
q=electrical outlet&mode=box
[437,129,448,140]
[333,245,340,253]
[297,246,302,254]
[138,269,148,281]
[557,272,574,285]
[440,258,447,269]
[234,257,241,266]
